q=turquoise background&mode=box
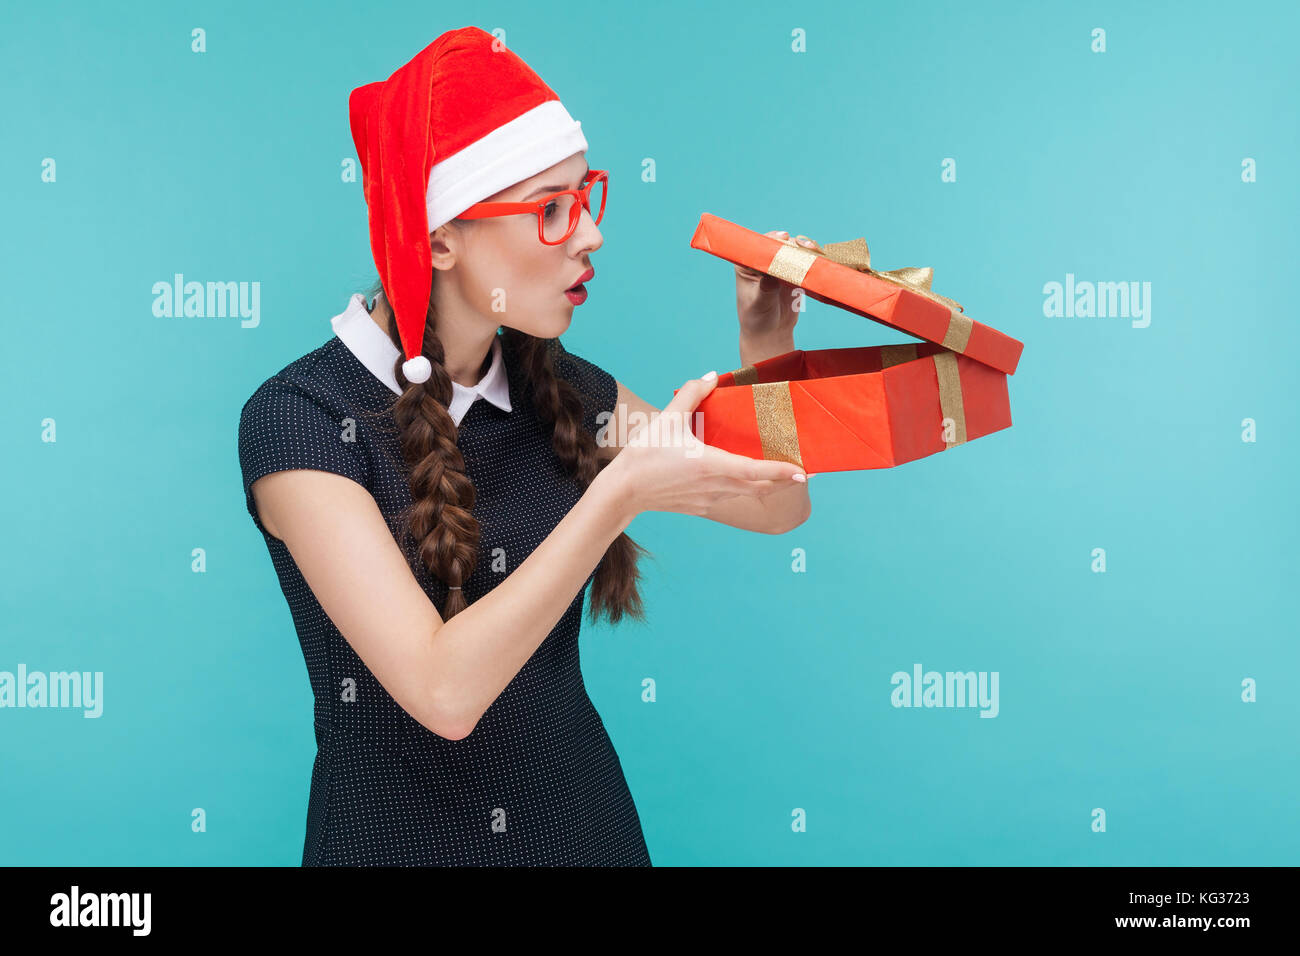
[2,0,1297,866]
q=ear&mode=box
[429,225,458,272]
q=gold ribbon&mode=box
[880,343,918,368]
[752,381,804,468]
[932,351,967,448]
[767,236,974,355]
[881,342,966,447]
[740,346,967,465]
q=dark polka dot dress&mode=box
[237,294,651,866]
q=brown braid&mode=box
[359,272,649,625]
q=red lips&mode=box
[566,267,595,291]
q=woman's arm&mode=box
[250,374,803,741]
[738,327,796,368]
[597,380,811,535]
[253,464,631,741]
[734,230,817,367]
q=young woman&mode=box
[238,27,814,866]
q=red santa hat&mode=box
[348,27,588,384]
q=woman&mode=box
[238,27,814,866]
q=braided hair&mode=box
[359,271,649,625]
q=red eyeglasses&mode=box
[458,169,608,245]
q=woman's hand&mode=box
[600,371,806,522]
[736,230,814,340]
[735,230,821,366]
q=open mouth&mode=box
[564,279,590,304]
[566,268,595,294]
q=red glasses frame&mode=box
[458,169,608,245]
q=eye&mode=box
[543,200,558,220]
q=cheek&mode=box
[510,252,564,299]
[462,239,560,308]
[465,258,524,307]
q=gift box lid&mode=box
[690,213,1023,376]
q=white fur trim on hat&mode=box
[402,354,432,384]
[426,99,589,232]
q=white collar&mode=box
[330,292,512,426]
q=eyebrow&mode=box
[523,163,590,200]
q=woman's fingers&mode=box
[737,230,795,280]
[663,371,719,416]
[702,443,805,482]
[737,231,819,288]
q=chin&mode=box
[529,314,573,340]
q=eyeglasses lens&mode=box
[542,177,605,243]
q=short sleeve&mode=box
[550,340,618,440]
[237,376,369,539]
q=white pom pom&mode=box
[402,355,432,384]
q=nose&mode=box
[569,202,602,254]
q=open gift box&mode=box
[681,213,1025,473]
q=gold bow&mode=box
[769,236,965,314]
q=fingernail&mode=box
[792,473,806,482]
[702,370,717,381]
[777,230,789,237]
[797,237,813,247]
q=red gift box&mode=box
[684,214,1024,472]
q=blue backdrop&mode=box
[3,0,1297,865]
